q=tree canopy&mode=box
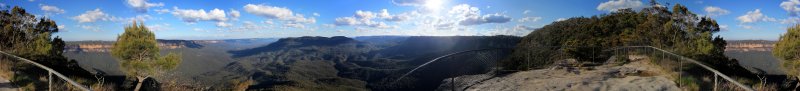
[111,21,182,91]
[1,6,63,59]
[773,24,800,78]
[505,3,731,70]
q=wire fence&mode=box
[389,46,755,91]
[0,51,91,91]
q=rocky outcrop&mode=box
[437,56,680,91]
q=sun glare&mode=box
[425,0,445,11]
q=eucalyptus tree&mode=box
[111,21,181,91]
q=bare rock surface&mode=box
[438,56,680,91]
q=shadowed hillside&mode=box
[200,36,521,90]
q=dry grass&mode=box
[718,81,778,91]
[90,83,115,91]
[752,83,779,91]
[230,78,254,91]
[154,72,209,90]
[0,58,15,80]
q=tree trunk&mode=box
[795,76,800,91]
[134,76,146,91]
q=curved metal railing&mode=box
[606,46,755,91]
[0,51,91,91]
[392,48,511,84]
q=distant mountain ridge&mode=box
[204,35,521,90]
[65,39,204,53]
[228,36,363,58]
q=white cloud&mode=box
[284,23,306,29]
[72,9,154,23]
[154,9,170,14]
[192,28,206,32]
[555,18,568,22]
[171,7,229,23]
[118,14,153,22]
[72,9,109,23]
[458,13,511,26]
[221,21,276,32]
[449,4,480,18]
[40,4,65,14]
[126,0,164,12]
[322,24,335,28]
[781,0,800,16]
[379,9,410,21]
[78,25,101,32]
[392,0,426,6]
[367,22,397,29]
[597,0,644,12]
[781,17,800,24]
[704,6,730,16]
[262,20,274,25]
[57,25,66,32]
[334,17,359,26]
[313,12,320,16]
[243,4,315,24]
[517,17,542,23]
[216,22,232,27]
[355,10,378,20]
[523,10,531,14]
[719,24,729,31]
[147,23,171,31]
[741,25,754,29]
[442,4,511,26]
[737,9,777,23]
[333,9,407,28]
[229,9,241,18]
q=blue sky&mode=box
[1,0,799,41]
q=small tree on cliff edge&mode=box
[773,24,800,90]
[111,21,182,91]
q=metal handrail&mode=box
[607,46,755,91]
[392,46,755,91]
[0,51,91,91]
[392,48,511,84]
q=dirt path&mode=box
[0,77,17,91]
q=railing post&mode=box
[714,74,718,91]
[451,77,455,91]
[0,51,92,91]
[49,72,52,91]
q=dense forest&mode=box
[506,2,737,72]
[0,6,96,90]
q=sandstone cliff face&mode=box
[65,40,207,53]
[725,40,775,52]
